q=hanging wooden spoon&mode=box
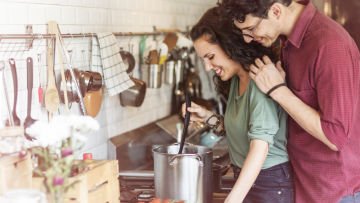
[44,23,60,114]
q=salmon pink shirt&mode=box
[282,2,360,203]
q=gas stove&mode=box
[110,116,234,202]
[118,167,235,203]
[119,170,155,202]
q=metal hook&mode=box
[65,33,78,67]
[127,35,134,53]
[48,36,54,49]
[81,49,87,69]
[82,33,86,40]
[152,26,157,41]
[66,33,74,53]
[34,34,44,56]
[67,49,73,65]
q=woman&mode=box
[184,7,294,203]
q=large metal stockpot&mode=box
[152,144,213,203]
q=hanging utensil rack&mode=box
[0,30,185,40]
[0,30,186,65]
[0,28,186,116]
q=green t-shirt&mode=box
[224,77,288,169]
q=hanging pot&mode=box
[80,70,103,117]
[119,77,146,107]
[120,50,136,74]
[119,50,147,107]
[59,69,103,104]
[84,88,103,117]
[59,68,86,104]
[73,38,104,117]
[80,71,102,91]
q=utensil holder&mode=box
[175,60,184,85]
[148,64,162,88]
[165,61,175,85]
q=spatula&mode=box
[37,53,44,105]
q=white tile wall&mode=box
[0,0,217,159]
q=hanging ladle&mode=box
[24,57,36,141]
[178,93,191,154]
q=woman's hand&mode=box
[181,102,213,123]
[249,55,286,94]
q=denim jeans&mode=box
[233,162,294,203]
[339,191,360,203]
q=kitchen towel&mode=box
[91,32,134,96]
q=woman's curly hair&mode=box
[190,6,277,97]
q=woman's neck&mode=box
[237,72,250,96]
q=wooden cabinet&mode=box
[32,160,120,203]
[0,153,32,195]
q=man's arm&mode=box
[249,56,338,151]
[270,86,338,151]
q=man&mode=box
[219,0,360,202]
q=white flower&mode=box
[67,115,100,134]
[26,120,70,148]
[68,115,99,144]
[25,115,99,148]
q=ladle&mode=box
[23,57,36,141]
[178,93,191,154]
[6,59,21,126]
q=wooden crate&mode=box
[32,160,120,203]
[0,153,32,195]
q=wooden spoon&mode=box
[45,22,60,114]
[163,32,178,52]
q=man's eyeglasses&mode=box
[238,0,275,39]
[240,18,264,39]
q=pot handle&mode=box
[169,154,204,167]
[171,142,193,146]
[152,143,193,151]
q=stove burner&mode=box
[137,190,155,201]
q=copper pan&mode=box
[80,71,102,91]
[58,68,86,104]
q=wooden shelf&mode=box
[32,160,120,203]
[0,153,32,195]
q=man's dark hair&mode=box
[190,6,276,96]
[218,0,292,22]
